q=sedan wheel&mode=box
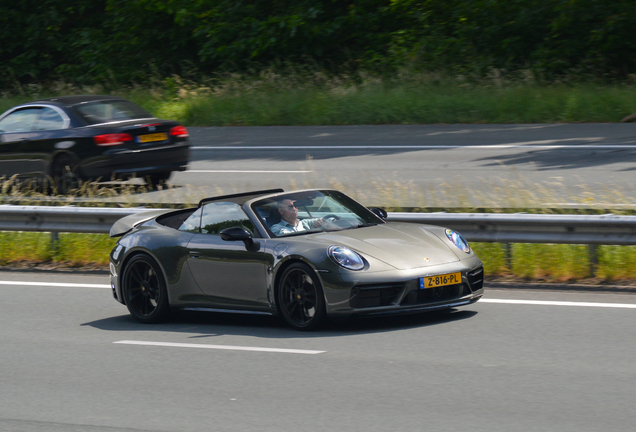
[51,154,80,194]
[144,171,172,188]
[122,255,170,323]
[277,263,326,330]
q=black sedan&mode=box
[0,95,190,190]
[109,189,484,330]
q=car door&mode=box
[0,107,42,177]
[185,201,272,311]
[29,106,72,175]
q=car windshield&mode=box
[72,100,153,125]
[252,190,383,238]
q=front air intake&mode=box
[467,267,484,292]
[350,283,404,309]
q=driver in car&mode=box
[270,198,325,235]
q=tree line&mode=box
[1,0,635,87]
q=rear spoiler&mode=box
[109,209,173,237]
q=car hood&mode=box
[311,223,459,270]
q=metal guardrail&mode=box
[0,205,147,234]
[388,212,636,246]
[2,205,636,246]
[3,205,635,277]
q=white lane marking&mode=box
[3,280,635,310]
[0,281,110,289]
[309,133,335,138]
[543,203,636,207]
[186,169,312,173]
[426,125,566,135]
[114,340,325,354]
[481,299,636,309]
[192,140,636,151]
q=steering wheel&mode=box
[321,214,341,222]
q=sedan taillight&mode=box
[94,133,134,146]
[170,126,189,138]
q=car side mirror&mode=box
[220,226,253,242]
[368,207,387,220]
[220,226,260,251]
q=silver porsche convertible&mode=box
[109,189,484,330]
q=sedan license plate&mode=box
[420,272,461,289]
[136,132,167,143]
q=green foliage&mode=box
[3,232,636,283]
[511,243,590,281]
[54,233,116,265]
[0,232,53,264]
[1,0,636,87]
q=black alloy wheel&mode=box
[277,263,326,330]
[122,254,170,323]
[51,154,80,194]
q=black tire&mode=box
[51,154,80,194]
[144,171,172,188]
[277,263,326,331]
[121,254,170,323]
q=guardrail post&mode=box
[589,245,598,278]
[50,232,59,253]
[503,243,513,271]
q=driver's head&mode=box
[277,198,298,223]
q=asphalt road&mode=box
[2,272,636,432]
[126,123,636,207]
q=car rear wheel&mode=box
[277,263,326,331]
[144,171,172,188]
[122,254,170,323]
[51,154,80,194]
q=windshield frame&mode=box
[250,189,385,238]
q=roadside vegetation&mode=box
[2,1,636,282]
[3,71,636,125]
[2,168,636,283]
[2,231,636,285]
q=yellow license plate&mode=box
[421,272,461,289]
[137,132,167,143]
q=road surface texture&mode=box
[1,271,635,432]
[122,123,636,207]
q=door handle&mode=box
[189,251,200,258]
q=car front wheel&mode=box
[121,254,170,323]
[277,263,326,331]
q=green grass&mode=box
[3,71,636,125]
[469,242,636,283]
[0,232,115,267]
[180,82,636,126]
[2,231,636,284]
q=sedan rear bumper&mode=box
[81,142,190,179]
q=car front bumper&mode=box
[319,257,484,318]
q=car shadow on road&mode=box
[81,308,478,339]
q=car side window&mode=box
[200,202,255,235]
[35,107,65,131]
[178,207,203,233]
[0,108,41,133]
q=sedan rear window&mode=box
[73,100,153,125]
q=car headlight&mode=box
[445,229,470,253]
[328,245,365,270]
